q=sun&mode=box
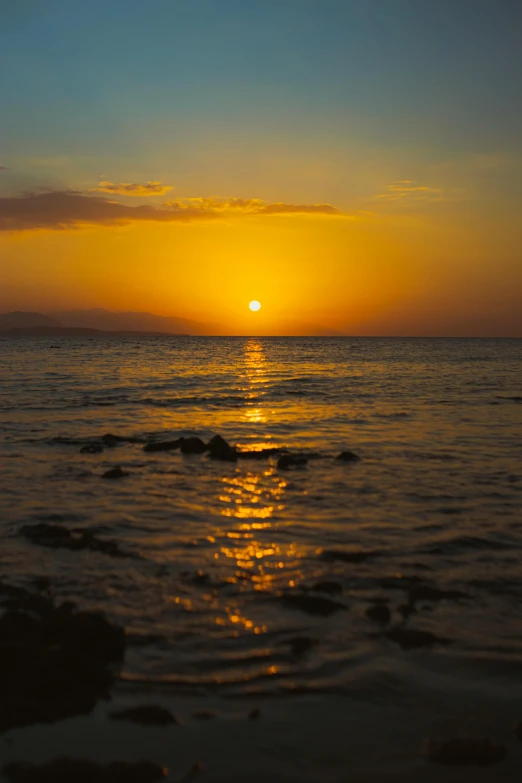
[249,300,261,312]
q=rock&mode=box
[143,439,183,453]
[21,523,132,559]
[180,437,207,455]
[193,709,217,720]
[80,443,104,454]
[0,590,125,733]
[237,447,286,460]
[423,737,507,766]
[101,433,142,447]
[277,453,308,470]
[366,604,391,624]
[3,758,166,782]
[288,636,314,656]
[207,434,238,462]
[319,549,378,564]
[398,602,416,619]
[101,466,129,479]
[336,451,360,462]
[279,593,346,616]
[109,705,178,726]
[385,626,450,650]
[311,580,343,595]
[407,584,468,604]
[248,708,261,720]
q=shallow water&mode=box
[1,336,522,708]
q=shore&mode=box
[2,673,522,782]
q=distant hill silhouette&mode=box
[49,308,220,335]
[2,326,185,338]
[0,311,62,330]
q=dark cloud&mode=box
[0,166,8,171]
[0,190,342,231]
[89,181,172,196]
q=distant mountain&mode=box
[0,311,62,331]
[49,308,220,335]
[2,326,186,338]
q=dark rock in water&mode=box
[277,453,308,470]
[289,636,314,656]
[398,602,416,619]
[21,523,132,559]
[319,549,378,564]
[0,587,125,733]
[238,447,287,460]
[248,708,261,720]
[80,443,104,454]
[366,604,391,624]
[279,592,346,616]
[101,466,129,479]
[311,580,343,595]
[109,705,178,726]
[407,584,468,604]
[336,451,360,462]
[180,437,207,455]
[385,626,450,650]
[193,709,217,720]
[143,438,183,453]
[516,721,522,741]
[207,434,238,462]
[101,433,143,447]
[423,737,507,766]
[3,758,165,782]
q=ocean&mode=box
[1,336,522,781]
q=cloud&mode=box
[0,190,342,232]
[163,196,340,216]
[0,166,7,171]
[89,181,173,196]
[377,180,445,202]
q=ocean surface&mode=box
[1,336,522,776]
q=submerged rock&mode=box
[366,604,391,624]
[207,434,238,462]
[3,758,165,782]
[423,737,507,766]
[101,433,143,447]
[385,626,450,650]
[80,443,104,454]
[279,592,346,616]
[336,451,360,462]
[109,705,177,726]
[277,453,308,470]
[101,466,129,479]
[238,447,286,460]
[311,580,343,595]
[21,523,132,559]
[288,636,314,656]
[0,588,125,733]
[319,549,378,564]
[180,437,207,455]
[143,438,183,453]
[248,708,261,720]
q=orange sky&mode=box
[1,2,522,336]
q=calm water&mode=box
[1,336,522,702]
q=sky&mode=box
[1,0,521,335]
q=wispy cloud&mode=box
[377,180,446,202]
[0,165,7,171]
[163,196,339,216]
[0,190,342,232]
[90,181,173,196]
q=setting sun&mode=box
[249,300,261,312]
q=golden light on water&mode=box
[249,300,261,311]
